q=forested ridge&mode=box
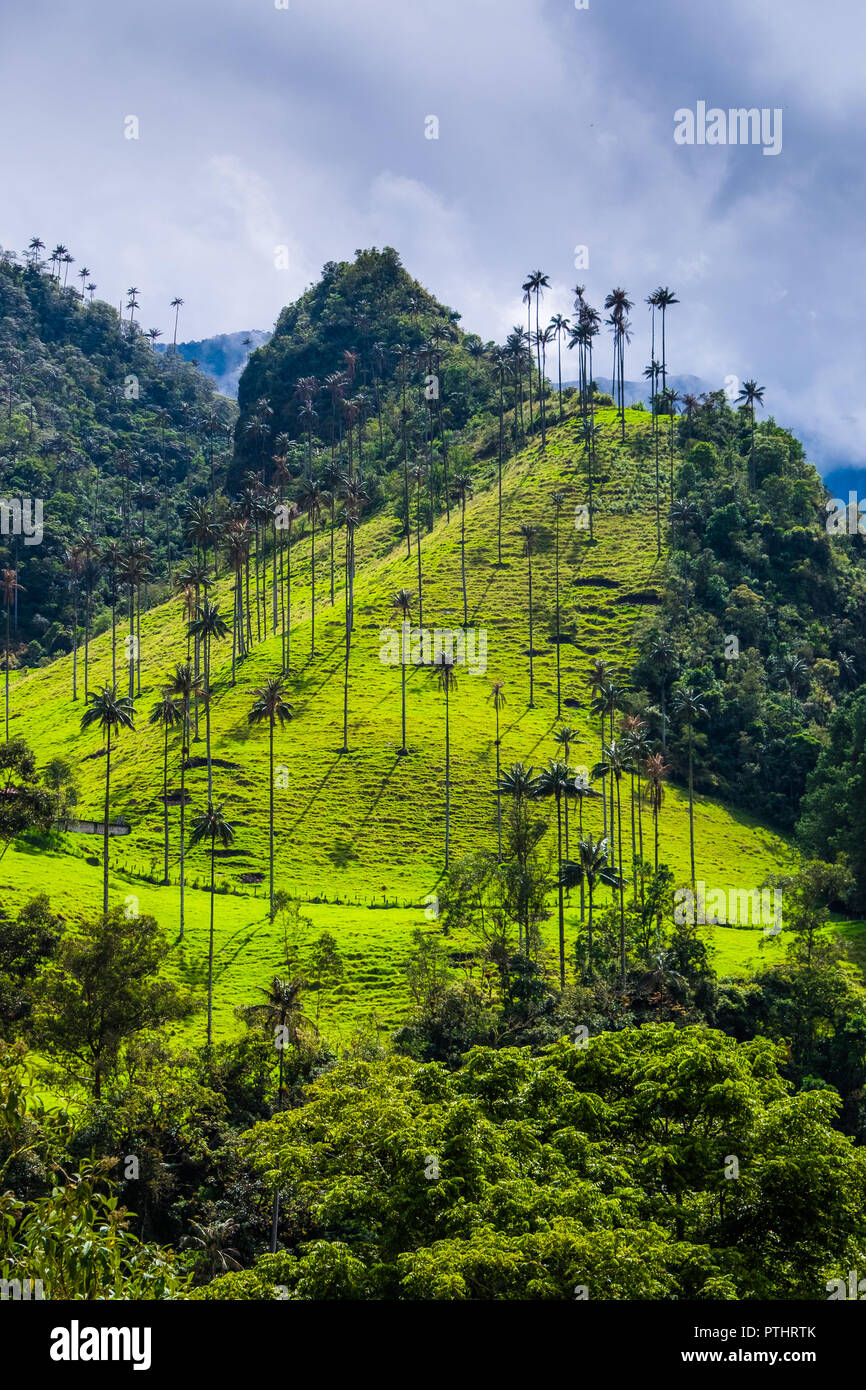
[2,244,866,1301]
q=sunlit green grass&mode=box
[1,407,811,1040]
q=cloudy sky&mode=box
[2,0,863,478]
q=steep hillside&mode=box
[2,403,795,1039]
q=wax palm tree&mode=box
[536,759,572,988]
[77,534,100,700]
[496,761,542,954]
[188,601,228,801]
[391,588,413,755]
[452,473,473,626]
[551,491,566,716]
[621,714,650,895]
[838,651,858,689]
[549,314,570,422]
[736,379,765,488]
[775,650,809,722]
[433,654,458,868]
[224,521,251,682]
[570,772,602,923]
[300,479,323,655]
[560,836,618,974]
[100,540,124,686]
[643,752,670,871]
[411,464,426,624]
[27,237,44,268]
[593,740,630,985]
[552,724,577,854]
[189,802,236,1047]
[80,686,135,916]
[526,270,550,440]
[167,661,202,940]
[653,287,679,391]
[488,681,507,858]
[521,280,536,432]
[519,523,539,708]
[170,297,184,355]
[1,569,22,741]
[589,671,619,838]
[646,632,678,750]
[671,685,707,893]
[240,974,315,1252]
[248,678,293,919]
[149,692,182,886]
[183,1220,241,1279]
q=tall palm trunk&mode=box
[415,483,423,625]
[616,775,625,987]
[205,632,213,802]
[206,831,216,1047]
[102,728,111,916]
[4,604,9,741]
[162,722,170,884]
[179,708,187,940]
[495,706,502,860]
[310,515,316,656]
[554,511,561,717]
[268,717,275,918]
[460,498,468,626]
[527,553,534,708]
[399,622,408,755]
[556,792,564,988]
[444,682,451,868]
[687,734,696,895]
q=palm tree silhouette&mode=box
[736,379,765,488]
[593,739,630,985]
[80,686,135,915]
[671,685,707,893]
[536,759,572,987]
[496,761,541,953]
[167,661,202,939]
[519,523,539,707]
[183,1219,241,1279]
[489,345,509,562]
[526,270,550,443]
[570,771,602,923]
[411,464,426,625]
[433,653,458,868]
[560,836,618,975]
[643,752,670,871]
[300,479,323,655]
[653,287,679,392]
[551,491,566,716]
[248,677,293,918]
[646,632,678,750]
[188,601,228,801]
[552,724,577,854]
[149,692,182,886]
[170,297,184,355]
[452,473,473,626]
[549,313,570,422]
[391,588,413,755]
[240,974,316,1252]
[189,801,236,1046]
[488,681,507,858]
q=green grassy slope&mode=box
[2,406,798,1040]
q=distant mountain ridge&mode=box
[157,329,272,397]
[564,373,714,408]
